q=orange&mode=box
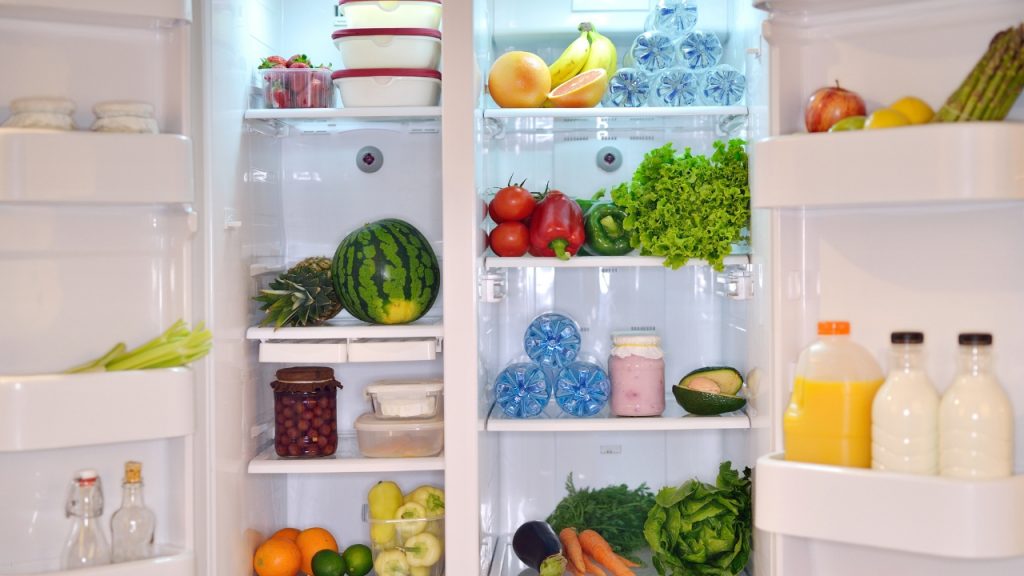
[487,51,551,108]
[253,537,302,576]
[547,68,609,108]
[296,527,339,575]
[271,527,300,542]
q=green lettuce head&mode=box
[643,462,752,576]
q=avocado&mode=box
[672,386,747,416]
[678,366,743,396]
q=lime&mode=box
[342,544,373,576]
[311,549,346,576]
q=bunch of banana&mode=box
[548,22,618,89]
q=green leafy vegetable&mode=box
[546,473,655,562]
[610,139,750,271]
[644,462,752,576]
[64,319,212,373]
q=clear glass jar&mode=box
[272,366,342,458]
[61,469,111,569]
[608,333,665,416]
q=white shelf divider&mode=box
[0,369,193,452]
[246,317,443,364]
[755,452,1024,559]
[752,122,1024,208]
[0,131,193,204]
[484,254,750,269]
[248,445,445,475]
[8,548,192,576]
[487,403,749,432]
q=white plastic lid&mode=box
[355,411,443,431]
[365,378,443,397]
[610,332,664,359]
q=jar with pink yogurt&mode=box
[608,333,665,416]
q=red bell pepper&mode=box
[528,190,585,260]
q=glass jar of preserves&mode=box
[272,366,342,458]
[608,333,665,416]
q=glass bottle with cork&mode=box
[111,460,156,562]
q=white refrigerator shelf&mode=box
[2,546,191,576]
[484,254,751,269]
[482,105,748,119]
[486,402,749,432]
[0,368,193,452]
[755,452,1024,558]
[246,317,443,364]
[752,122,1024,208]
[248,443,444,475]
[0,131,194,204]
[0,0,191,25]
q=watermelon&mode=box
[332,218,440,325]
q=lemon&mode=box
[889,96,935,124]
[865,108,911,129]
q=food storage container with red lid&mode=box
[332,68,441,107]
[271,366,342,458]
[365,378,443,419]
[339,0,442,30]
[354,411,443,457]
[332,28,442,70]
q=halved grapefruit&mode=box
[547,68,609,108]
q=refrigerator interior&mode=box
[0,1,196,574]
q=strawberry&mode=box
[294,91,311,108]
[287,61,312,95]
[271,86,290,108]
[286,54,310,67]
[308,78,324,108]
[259,55,287,69]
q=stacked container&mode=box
[331,0,443,107]
[354,378,444,457]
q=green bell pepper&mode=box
[583,203,633,256]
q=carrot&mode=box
[559,527,586,573]
[583,553,607,576]
[615,554,640,568]
[578,530,635,576]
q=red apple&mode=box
[805,81,867,133]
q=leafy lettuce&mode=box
[610,139,749,271]
[643,462,752,576]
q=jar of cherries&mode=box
[272,366,342,458]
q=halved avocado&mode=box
[679,366,743,396]
[673,386,747,416]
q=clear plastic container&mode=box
[259,67,335,109]
[368,515,444,576]
[331,28,442,70]
[365,378,443,419]
[339,0,442,30]
[784,321,884,468]
[354,412,444,457]
[332,68,441,107]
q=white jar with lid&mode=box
[608,333,665,416]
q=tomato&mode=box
[488,181,536,223]
[489,221,530,257]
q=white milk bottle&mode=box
[939,333,1014,479]
[871,331,939,474]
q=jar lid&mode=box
[366,378,443,396]
[272,366,341,393]
[958,332,992,346]
[611,332,661,346]
[354,411,443,431]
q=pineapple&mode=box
[254,257,342,328]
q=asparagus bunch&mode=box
[64,319,212,373]
[936,23,1024,122]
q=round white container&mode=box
[332,68,441,107]
[339,0,442,30]
[332,28,441,70]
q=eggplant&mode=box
[512,520,568,576]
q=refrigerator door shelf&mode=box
[487,401,749,432]
[752,122,1024,208]
[0,368,193,452]
[6,547,192,576]
[0,0,191,27]
[248,436,444,475]
[755,452,1024,559]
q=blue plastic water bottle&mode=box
[524,313,581,369]
[702,64,746,106]
[644,0,698,38]
[678,30,723,71]
[650,67,703,106]
[602,68,651,108]
[495,362,551,418]
[555,361,610,417]
[629,31,677,75]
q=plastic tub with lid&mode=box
[332,68,441,107]
[332,28,441,70]
[365,378,443,419]
[354,411,443,457]
[339,0,442,30]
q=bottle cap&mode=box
[958,332,992,346]
[891,331,924,344]
[817,321,849,335]
[124,461,142,484]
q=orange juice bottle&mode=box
[784,321,884,467]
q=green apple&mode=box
[828,115,866,132]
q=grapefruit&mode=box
[487,51,551,108]
[547,68,608,108]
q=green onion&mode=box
[63,320,212,373]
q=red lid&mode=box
[340,0,440,4]
[331,68,441,80]
[332,28,441,40]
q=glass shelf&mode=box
[248,439,445,474]
[244,107,441,135]
[487,403,749,432]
